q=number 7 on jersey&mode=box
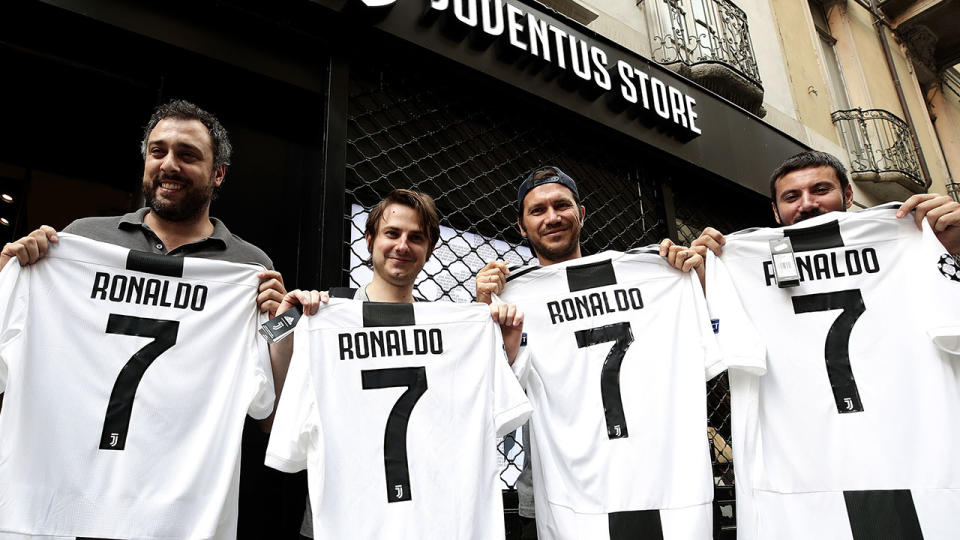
[362,367,428,503]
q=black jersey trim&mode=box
[784,219,844,252]
[608,509,663,540]
[506,265,543,283]
[844,490,922,540]
[126,250,184,278]
[329,287,358,299]
[566,259,617,292]
[363,302,416,327]
[625,246,660,255]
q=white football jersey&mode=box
[0,234,274,540]
[499,249,722,540]
[706,204,960,540]
[265,299,531,540]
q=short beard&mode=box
[530,230,581,263]
[144,175,215,222]
[792,208,826,224]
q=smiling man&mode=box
[281,188,524,539]
[474,167,588,540]
[0,100,291,538]
[660,151,960,275]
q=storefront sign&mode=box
[426,0,700,139]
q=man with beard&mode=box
[0,100,290,420]
[474,166,707,539]
[660,150,960,273]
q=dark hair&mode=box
[141,100,232,171]
[365,189,441,257]
[769,150,849,201]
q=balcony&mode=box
[831,108,926,197]
[644,0,765,116]
[947,182,960,203]
[882,0,960,87]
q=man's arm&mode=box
[475,260,523,364]
[898,194,960,254]
[0,226,58,270]
[256,270,290,433]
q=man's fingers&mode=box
[320,291,331,304]
[659,238,675,257]
[38,225,58,242]
[24,236,40,264]
[897,193,933,218]
[682,253,704,273]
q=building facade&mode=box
[0,0,956,538]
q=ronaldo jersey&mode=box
[706,204,960,540]
[500,250,722,540]
[265,299,531,540]
[0,234,274,539]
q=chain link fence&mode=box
[339,48,764,536]
[672,176,773,536]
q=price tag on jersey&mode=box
[259,305,303,343]
[769,237,800,288]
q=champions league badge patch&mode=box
[938,254,960,282]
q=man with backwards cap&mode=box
[474,165,703,538]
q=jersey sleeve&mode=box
[919,220,960,356]
[247,310,277,420]
[0,261,26,392]
[491,324,533,437]
[688,270,725,381]
[265,323,321,473]
[510,339,532,387]
[705,251,767,375]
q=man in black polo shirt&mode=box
[0,99,290,419]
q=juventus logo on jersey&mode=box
[109,433,119,447]
[394,484,404,499]
[843,398,855,411]
[613,425,623,437]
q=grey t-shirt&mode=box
[63,207,273,269]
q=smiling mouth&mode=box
[159,182,185,191]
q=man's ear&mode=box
[365,232,373,253]
[517,218,527,237]
[772,201,782,225]
[213,164,226,187]
[579,205,586,224]
[843,184,853,210]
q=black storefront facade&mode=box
[0,0,808,537]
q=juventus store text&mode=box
[0,0,809,537]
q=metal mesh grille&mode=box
[671,176,772,535]
[342,56,669,490]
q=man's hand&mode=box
[276,289,330,317]
[260,286,331,434]
[257,270,287,319]
[489,303,523,365]
[898,194,960,254]
[476,260,509,305]
[691,227,725,257]
[0,226,58,270]
[658,239,705,273]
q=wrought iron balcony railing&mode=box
[830,108,924,189]
[646,0,762,88]
[947,183,960,203]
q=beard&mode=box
[143,172,215,222]
[531,225,581,262]
[792,208,827,224]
